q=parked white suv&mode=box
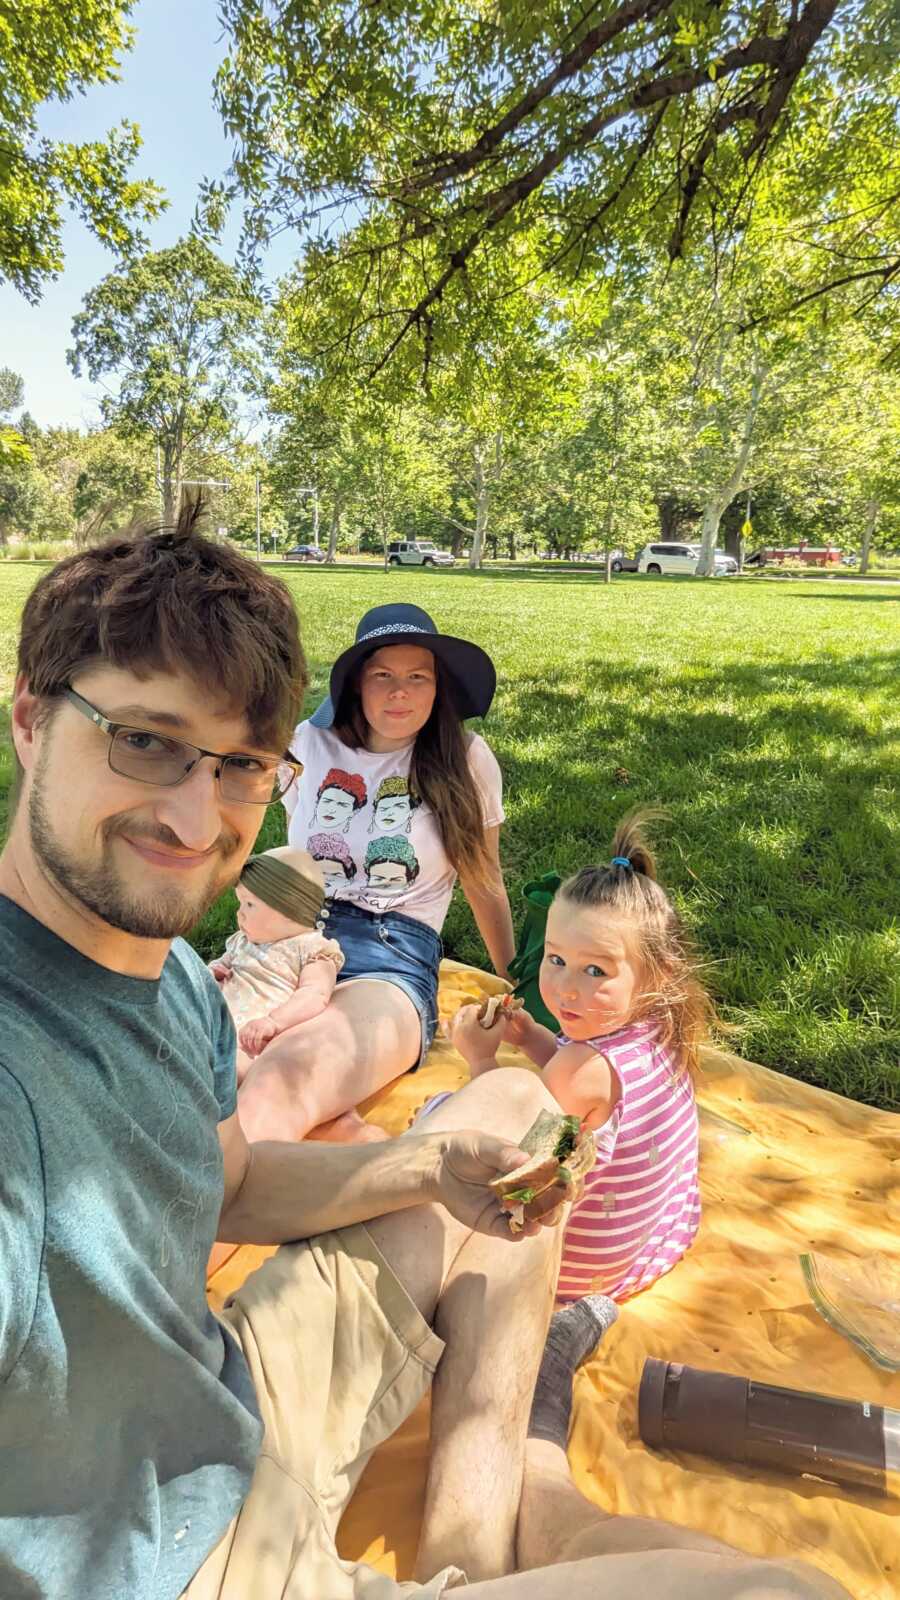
[387,540,455,568]
[637,542,738,576]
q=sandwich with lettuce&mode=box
[490,1109,596,1231]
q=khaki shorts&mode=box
[183,1224,466,1600]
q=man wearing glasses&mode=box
[0,509,846,1600]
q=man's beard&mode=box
[28,763,243,940]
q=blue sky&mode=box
[1,0,296,429]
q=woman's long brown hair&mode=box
[558,808,715,1076]
[332,657,497,883]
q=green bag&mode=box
[507,871,561,1031]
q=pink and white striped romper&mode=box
[556,1018,700,1304]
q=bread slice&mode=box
[490,1109,596,1230]
[477,993,525,1029]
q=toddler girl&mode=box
[210,846,344,1084]
[451,809,711,1303]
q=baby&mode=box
[210,846,344,1083]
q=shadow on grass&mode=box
[450,568,701,585]
[786,592,900,604]
[442,648,900,1108]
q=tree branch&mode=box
[738,258,900,330]
[401,0,674,196]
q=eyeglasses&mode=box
[62,688,301,806]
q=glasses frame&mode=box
[61,687,301,807]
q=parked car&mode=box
[744,544,843,568]
[283,544,327,563]
[637,542,738,576]
[387,540,455,567]
[610,550,639,573]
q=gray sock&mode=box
[527,1294,619,1447]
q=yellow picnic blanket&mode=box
[208,962,900,1600]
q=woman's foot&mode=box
[306,1108,391,1143]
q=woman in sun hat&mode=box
[236,602,514,1144]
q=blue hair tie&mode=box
[610,856,632,870]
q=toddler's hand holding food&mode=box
[451,993,525,1061]
[450,1002,500,1064]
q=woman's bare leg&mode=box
[236,979,420,1143]
[305,1108,391,1143]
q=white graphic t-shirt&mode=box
[282,723,504,934]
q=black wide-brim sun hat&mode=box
[309,603,497,728]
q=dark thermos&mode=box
[638,1358,900,1498]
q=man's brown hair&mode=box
[17,499,307,751]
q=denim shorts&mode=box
[319,900,442,1069]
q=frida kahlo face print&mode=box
[368,775,421,835]
[307,831,356,894]
[361,835,420,907]
[310,767,367,833]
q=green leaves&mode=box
[0,428,32,474]
[67,237,265,518]
[211,0,896,375]
[0,2,165,300]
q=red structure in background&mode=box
[752,542,843,568]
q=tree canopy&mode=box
[210,0,899,378]
[68,237,264,519]
[1,0,165,299]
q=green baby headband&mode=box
[240,854,325,927]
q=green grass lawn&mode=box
[1,563,898,1109]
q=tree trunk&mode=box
[161,443,179,526]
[723,523,742,561]
[695,362,767,577]
[656,494,699,540]
[603,499,615,583]
[311,486,320,548]
[377,440,390,570]
[468,445,489,570]
[325,504,341,563]
[859,498,877,575]
[506,526,517,561]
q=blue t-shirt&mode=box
[0,897,263,1600]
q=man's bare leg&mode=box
[509,1325,849,1598]
[517,1437,742,1568]
[366,1067,564,1584]
[457,1550,853,1600]
[366,1076,850,1600]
